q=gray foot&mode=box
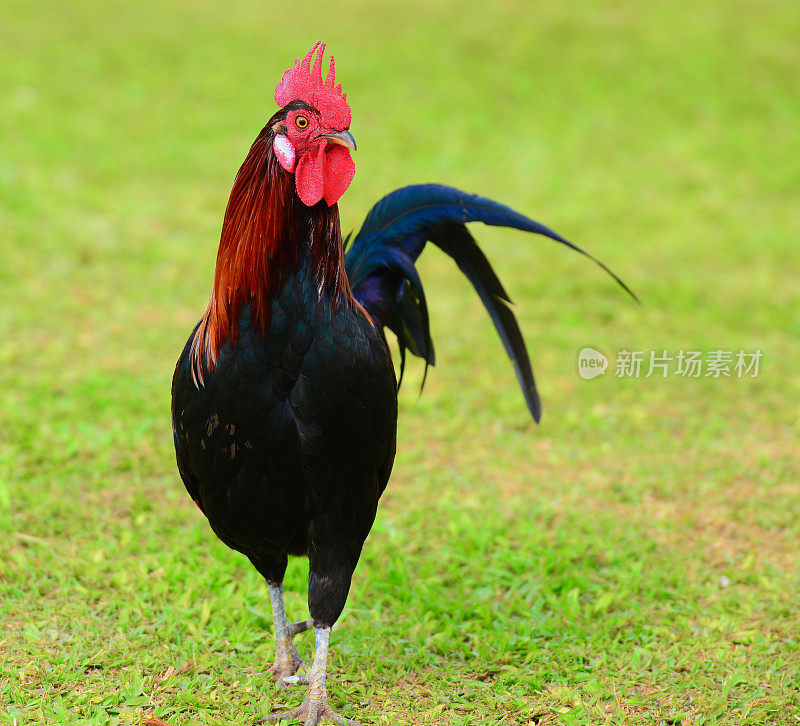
[259,694,362,726]
[268,582,313,685]
[259,625,361,726]
[270,619,313,684]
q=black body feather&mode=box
[172,253,397,625]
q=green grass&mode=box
[1,0,798,724]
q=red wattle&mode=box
[323,145,355,206]
[295,143,326,207]
[295,142,355,207]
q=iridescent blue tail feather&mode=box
[344,184,636,422]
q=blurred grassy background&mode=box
[0,0,798,724]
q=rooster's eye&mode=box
[295,116,309,129]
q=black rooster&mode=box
[171,42,633,725]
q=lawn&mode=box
[0,0,798,724]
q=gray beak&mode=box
[321,129,357,152]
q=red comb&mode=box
[274,41,351,130]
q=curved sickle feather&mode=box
[345,184,637,422]
[353,184,638,303]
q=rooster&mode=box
[171,41,633,725]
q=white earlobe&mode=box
[273,134,296,173]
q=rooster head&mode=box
[272,41,356,207]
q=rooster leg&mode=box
[268,581,313,685]
[260,625,361,726]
